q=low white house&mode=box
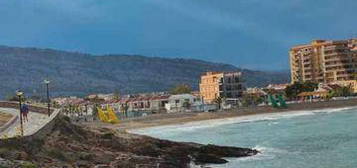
[165,94,203,113]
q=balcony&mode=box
[325,63,353,68]
[304,72,312,76]
[324,57,350,62]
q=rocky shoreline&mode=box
[0,115,258,168]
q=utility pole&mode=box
[16,90,24,136]
[44,79,51,117]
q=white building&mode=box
[165,94,203,113]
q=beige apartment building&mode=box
[290,39,357,84]
[199,72,243,103]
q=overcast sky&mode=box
[0,0,356,70]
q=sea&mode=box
[132,106,357,168]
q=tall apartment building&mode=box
[290,39,357,83]
[199,72,243,103]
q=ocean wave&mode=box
[236,145,287,162]
[131,106,357,135]
[254,145,288,154]
[207,145,288,168]
[268,121,279,126]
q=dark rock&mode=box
[76,160,91,168]
[94,164,111,168]
[193,153,228,164]
[199,144,259,157]
[0,116,259,167]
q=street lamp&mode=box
[16,90,24,136]
[44,79,51,117]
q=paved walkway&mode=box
[0,112,12,126]
[0,107,58,138]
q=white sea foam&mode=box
[130,106,357,135]
[254,145,288,155]
[230,145,288,163]
[205,145,288,168]
[267,121,279,126]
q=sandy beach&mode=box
[85,99,357,131]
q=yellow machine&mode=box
[97,105,119,124]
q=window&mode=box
[161,101,168,107]
[235,77,240,83]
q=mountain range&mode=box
[0,45,290,99]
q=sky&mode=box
[0,0,356,70]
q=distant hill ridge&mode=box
[0,45,289,99]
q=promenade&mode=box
[0,107,59,138]
[0,112,12,126]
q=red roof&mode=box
[100,95,169,104]
[150,95,170,100]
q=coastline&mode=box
[88,99,357,132]
[0,115,259,167]
[131,105,357,134]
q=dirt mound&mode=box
[0,115,258,168]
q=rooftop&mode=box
[290,39,354,51]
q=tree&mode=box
[92,104,99,121]
[263,88,277,95]
[52,101,60,108]
[113,90,120,100]
[330,85,354,97]
[285,82,318,99]
[242,94,265,107]
[169,84,192,95]
[352,73,357,80]
[214,96,225,110]
[182,100,191,109]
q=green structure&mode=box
[277,95,287,108]
[269,94,287,108]
[269,95,279,108]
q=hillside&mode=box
[0,45,289,98]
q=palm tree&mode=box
[352,73,357,80]
[214,96,223,110]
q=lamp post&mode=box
[44,79,51,117]
[16,90,24,136]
